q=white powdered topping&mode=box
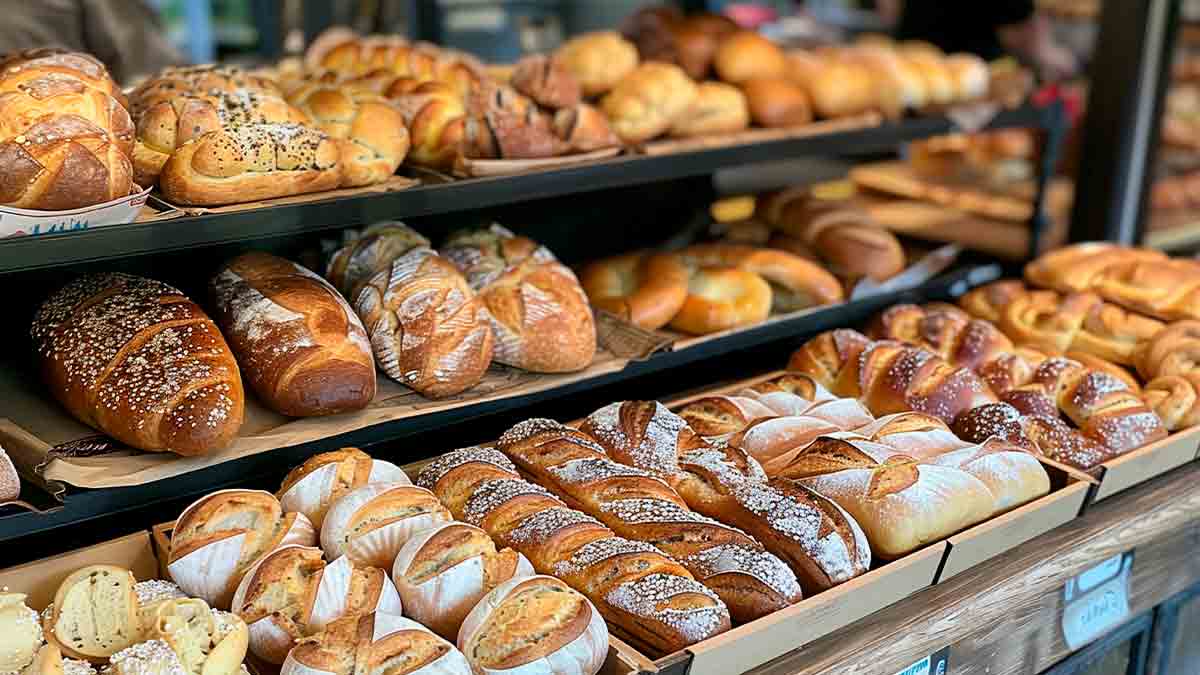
[497,418,575,447]
[547,457,658,485]
[211,610,239,637]
[584,402,685,476]
[63,658,97,675]
[414,446,516,490]
[604,574,727,644]
[679,446,767,490]
[552,538,661,577]
[213,267,312,352]
[733,481,864,583]
[133,580,185,606]
[109,640,187,675]
[682,544,802,598]
[600,498,713,527]
[507,507,603,545]
[462,478,557,527]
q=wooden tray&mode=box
[642,114,883,156]
[457,147,623,177]
[1087,425,1200,503]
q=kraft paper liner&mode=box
[137,175,419,222]
[641,113,884,156]
[455,147,624,178]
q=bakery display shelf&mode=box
[0,262,1001,544]
[0,105,1052,276]
[1143,213,1200,251]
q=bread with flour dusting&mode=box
[32,273,244,456]
[441,226,596,373]
[211,252,375,417]
[414,445,730,656]
[352,247,494,398]
[496,418,802,623]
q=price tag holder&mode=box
[1061,551,1134,650]
[891,646,950,675]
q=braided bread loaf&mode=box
[442,226,596,373]
[352,247,494,398]
[129,65,281,115]
[158,123,342,206]
[496,417,802,623]
[414,445,731,655]
[0,47,126,104]
[391,81,466,171]
[287,85,409,187]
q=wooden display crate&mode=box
[1086,425,1200,503]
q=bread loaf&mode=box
[32,274,244,456]
[414,446,730,656]
[500,418,803,623]
[390,81,466,171]
[762,191,906,282]
[600,62,697,143]
[0,48,126,104]
[578,251,689,330]
[129,65,281,114]
[353,247,494,398]
[0,72,133,156]
[281,612,471,675]
[555,32,639,97]
[278,449,409,528]
[168,489,317,609]
[852,412,969,458]
[326,222,431,298]
[929,440,1050,512]
[48,565,140,660]
[552,103,620,152]
[669,81,750,137]
[230,545,402,663]
[510,54,581,110]
[441,226,596,373]
[287,85,409,187]
[0,114,133,210]
[676,395,777,437]
[211,252,375,417]
[391,522,533,640]
[952,402,1120,469]
[457,575,608,675]
[319,483,453,568]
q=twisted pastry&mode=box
[1142,373,1200,431]
[1135,320,1200,381]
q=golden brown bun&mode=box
[600,62,698,143]
[679,243,846,313]
[579,251,690,330]
[669,81,750,137]
[390,80,466,171]
[740,77,812,128]
[713,31,788,84]
[670,267,772,335]
[510,54,581,109]
[288,86,409,187]
[32,274,244,456]
[790,49,878,119]
[353,247,494,398]
[552,103,620,152]
[555,32,639,97]
[0,73,133,156]
[210,252,376,417]
[158,123,341,206]
[0,48,125,105]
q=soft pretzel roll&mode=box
[326,222,430,298]
[600,62,697,144]
[845,340,997,424]
[353,247,495,398]
[320,483,453,568]
[852,412,971,458]
[277,449,409,529]
[555,31,639,97]
[767,435,909,480]
[0,75,132,155]
[1136,320,1200,380]
[669,266,771,335]
[679,243,845,313]
[158,123,341,206]
[391,522,533,640]
[441,226,596,373]
[457,575,607,675]
[1086,257,1200,322]
[281,612,471,675]
[999,290,1095,355]
[958,280,1029,324]
[868,303,1016,372]
[0,48,124,104]
[951,402,1117,470]
[32,273,244,455]
[799,461,995,559]
[414,446,731,656]
[1142,373,1200,431]
[391,81,466,171]
[713,31,788,84]
[168,489,317,609]
[1067,351,1141,394]
[129,65,281,114]
[230,545,402,663]
[785,328,873,397]
[676,395,778,437]
[0,115,134,210]
[210,252,376,417]
[502,418,802,623]
[1070,298,1167,367]
[728,416,846,471]
[578,251,689,330]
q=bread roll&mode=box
[929,440,1050,512]
[0,72,133,155]
[668,81,749,137]
[945,53,989,102]
[211,252,376,417]
[669,266,772,335]
[792,51,878,119]
[390,81,467,171]
[578,251,689,330]
[21,644,97,675]
[231,545,402,663]
[32,274,244,456]
[168,489,317,609]
[457,575,608,675]
[714,31,788,84]
[600,62,697,143]
[281,612,471,675]
[441,226,596,373]
[288,86,409,187]
[107,640,189,675]
[278,448,409,529]
[0,594,42,672]
[391,522,533,641]
[320,483,453,568]
[555,32,639,97]
[48,566,140,660]
[144,599,248,675]
[353,247,495,398]
[552,103,620,152]
[676,395,778,437]
[510,54,582,109]
[679,243,846,313]
[740,77,812,128]
[326,222,431,298]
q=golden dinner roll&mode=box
[713,31,788,84]
[670,267,772,335]
[669,81,750,137]
[555,32,639,97]
[600,62,698,143]
[741,77,812,127]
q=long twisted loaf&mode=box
[414,445,731,655]
[495,417,802,623]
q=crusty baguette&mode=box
[498,418,802,623]
[414,445,730,656]
[211,252,376,417]
[32,273,245,456]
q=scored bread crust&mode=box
[319,483,453,567]
[277,448,409,528]
[282,612,471,675]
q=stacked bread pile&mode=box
[0,48,135,210]
[0,568,249,675]
[127,62,408,206]
[157,447,610,674]
[296,29,619,172]
[579,240,844,335]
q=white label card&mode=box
[892,647,950,675]
[1061,551,1134,650]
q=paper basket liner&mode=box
[0,187,152,238]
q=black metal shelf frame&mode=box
[0,106,1053,275]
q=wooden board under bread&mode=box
[642,113,884,156]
